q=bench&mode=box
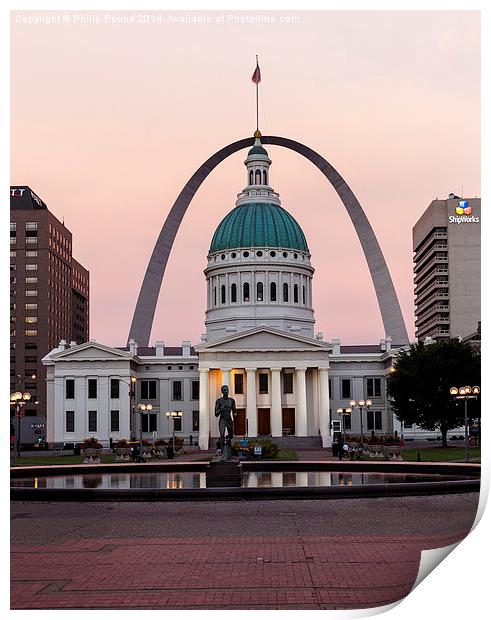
[48,442,65,454]
[384,446,403,461]
[367,445,385,459]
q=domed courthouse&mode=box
[43,133,401,449]
[196,133,331,447]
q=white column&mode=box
[296,367,308,436]
[221,368,231,390]
[271,367,282,437]
[246,367,257,437]
[198,368,210,450]
[319,368,332,447]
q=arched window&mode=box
[231,283,237,303]
[257,282,263,301]
[263,170,267,185]
[255,169,261,185]
[283,283,289,302]
[243,282,250,302]
[302,285,306,305]
[213,287,217,306]
[270,282,277,302]
[294,284,299,303]
[221,284,226,304]
[249,170,253,186]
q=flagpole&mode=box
[256,54,259,131]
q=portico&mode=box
[195,327,332,449]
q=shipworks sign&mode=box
[448,201,479,224]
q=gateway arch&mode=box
[128,136,409,346]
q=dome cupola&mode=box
[204,132,315,341]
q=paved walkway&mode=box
[11,493,478,610]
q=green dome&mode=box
[248,144,269,156]
[210,202,308,253]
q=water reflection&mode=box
[11,470,475,490]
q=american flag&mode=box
[251,61,261,84]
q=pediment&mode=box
[195,328,331,353]
[47,341,134,361]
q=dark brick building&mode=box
[10,186,89,428]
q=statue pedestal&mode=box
[205,457,243,487]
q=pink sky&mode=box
[11,10,480,347]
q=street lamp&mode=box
[10,391,31,462]
[119,377,137,439]
[166,410,183,452]
[336,407,352,443]
[350,399,372,447]
[449,385,480,462]
[138,403,153,448]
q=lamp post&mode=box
[336,407,352,443]
[10,391,31,462]
[138,403,153,448]
[450,385,480,462]
[350,399,372,448]
[119,377,137,439]
[166,410,183,452]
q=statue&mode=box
[214,385,236,459]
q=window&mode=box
[231,283,237,303]
[11,277,16,284]
[270,282,277,301]
[263,170,268,185]
[191,380,199,400]
[88,410,97,432]
[174,416,182,432]
[66,411,75,432]
[366,378,382,398]
[249,170,253,185]
[254,373,266,396]
[26,250,37,257]
[25,316,37,324]
[255,169,261,184]
[10,251,16,258]
[10,222,16,234]
[172,381,182,400]
[140,380,157,400]
[192,411,199,431]
[25,303,37,310]
[342,414,352,430]
[256,282,263,301]
[24,355,36,363]
[25,277,37,284]
[293,284,299,303]
[25,222,38,231]
[367,411,383,431]
[110,379,120,399]
[110,410,120,432]
[283,283,289,302]
[25,290,37,297]
[234,373,244,395]
[141,414,157,433]
[283,372,293,394]
[66,379,75,399]
[221,284,226,304]
[88,379,97,399]
[303,285,306,304]
[25,329,37,336]
[404,421,413,429]
[243,282,250,302]
[26,264,38,270]
[341,379,351,399]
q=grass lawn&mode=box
[401,447,481,462]
[11,450,299,467]
[11,454,119,467]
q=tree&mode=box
[387,339,480,447]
